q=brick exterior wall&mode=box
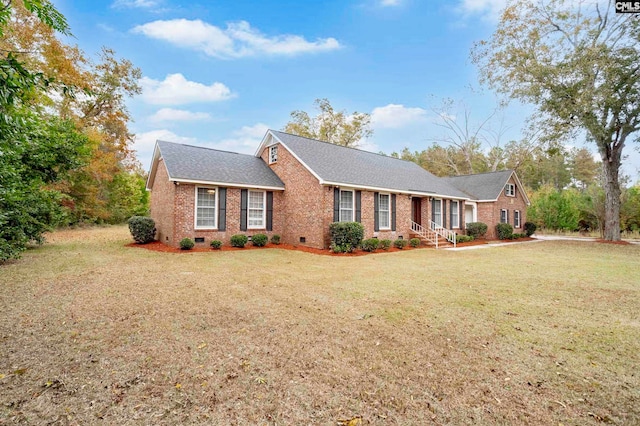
[149,159,175,244]
[476,175,528,239]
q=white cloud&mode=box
[112,0,159,9]
[379,0,402,6]
[132,19,341,59]
[371,104,428,129]
[210,123,271,154]
[140,73,234,105]
[457,0,509,22]
[149,108,211,123]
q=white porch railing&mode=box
[410,220,457,248]
[429,220,457,248]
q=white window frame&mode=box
[378,193,391,230]
[450,200,460,229]
[500,209,508,224]
[194,186,218,230]
[432,198,443,227]
[339,189,354,222]
[514,210,521,228]
[248,190,266,229]
[505,183,515,197]
[269,145,278,164]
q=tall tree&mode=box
[473,0,640,240]
[1,1,89,260]
[283,98,373,147]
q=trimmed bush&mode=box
[270,234,281,245]
[361,238,380,252]
[512,233,526,239]
[409,238,421,248]
[252,233,268,247]
[456,234,474,243]
[230,234,249,248]
[127,216,156,244]
[496,223,514,240]
[210,240,222,249]
[466,222,488,239]
[179,237,194,250]
[329,222,364,253]
[393,239,408,249]
[524,222,537,237]
[379,239,392,250]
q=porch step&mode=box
[409,232,453,248]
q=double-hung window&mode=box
[505,183,515,197]
[450,200,459,228]
[248,190,266,229]
[378,193,390,229]
[514,210,521,228]
[339,190,354,222]
[500,209,508,224]
[195,187,217,229]
[433,199,442,227]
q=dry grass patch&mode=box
[0,226,638,425]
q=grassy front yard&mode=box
[1,226,638,425]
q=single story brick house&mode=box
[146,130,530,248]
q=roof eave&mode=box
[172,178,285,191]
[321,180,470,200]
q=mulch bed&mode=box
[126,237,538,256]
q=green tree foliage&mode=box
[473,1,640,240]
[528,185,583,232]
[283,98,373,147]
[0,56,88,260]
[2,2,147,225]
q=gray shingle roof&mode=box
[270,131,469,198]
[443,170,514,201]
[157,140,284,189]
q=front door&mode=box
[411,198,421,225]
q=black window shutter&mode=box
[431,198,436,223]
[355,191,361,222]
[459,201,463,227]
[373,192,379,232]
[507,209,510,225]
[266,191,273,231]
[443,200,447,228]
[218,187,227,231]
[333,187,340,222]
[240,189,248,231]
[391,194,396,231]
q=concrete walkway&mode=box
[445,235,640,251]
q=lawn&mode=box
[1,226,638,425]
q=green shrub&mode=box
[230,234,249,248]
[210,240,222,249]
[393,239,408,249]
[329,222,364,253]
[456,234,474,243]
[409,238,421,248]
[270,234,281,245]
[466,222,488,239]
[252,233,268,247]
[379,239,392,250]
[361,238,380,252]
[496,223,514,240]
[524,222,537,237]
[127,216,156,244]
[512,233,526,239]
[179,237,194,250]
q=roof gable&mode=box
[264,130,470,198]
[147,140,284,190]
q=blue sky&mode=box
[54,0,640,182]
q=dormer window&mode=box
[505,183,515,197]
[269,145,278,164]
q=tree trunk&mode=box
[601,143,623,241]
